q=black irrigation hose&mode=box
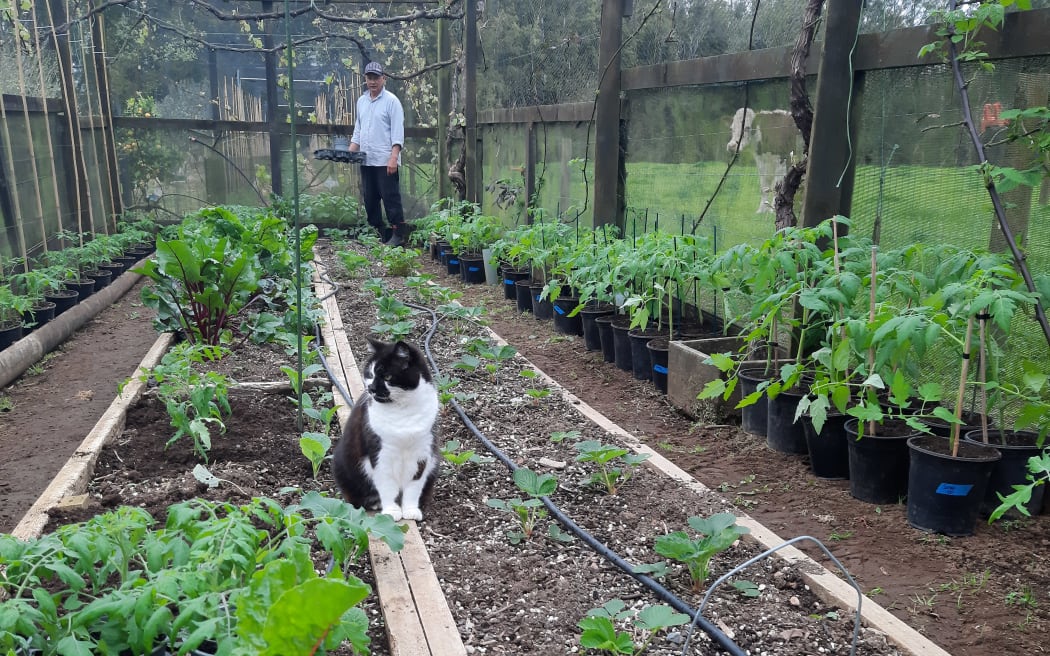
[403,299,748,656]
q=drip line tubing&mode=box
[402,299,747,656]
[320,261,862,655]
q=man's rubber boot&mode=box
[384,223,405,247]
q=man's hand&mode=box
[387,155,398,175]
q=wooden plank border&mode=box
[482,328,952,656]
[314,262,467,656]
[11,332,176,541]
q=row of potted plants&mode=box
[0,217,158,350]
[689,216,1048,535]
[412,200,1049,537]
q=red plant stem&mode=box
[309,625,331,656]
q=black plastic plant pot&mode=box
[0,321,23,351]
[552,297,583,336]
[964,429,1047,517]
[515,279,534,314]
[66,278,96,301]
[459,254,486,284]
[647,337,670,394]
[766,385,809,455]
[627,328,660,381]
[530,283,553,320]
[595,314,618,363]
[611,318,633,372]
[503,267,530,300]
[906,435,1001,536]
[802,411,851,480]
[85,268,113,289]
[22,301,57,333]
[845,417,917,504]
[737,365,773,438]
[444,253,461,276]
[581,302,616,351]
[44,288,79,316]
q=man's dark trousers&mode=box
[360,165,404,233]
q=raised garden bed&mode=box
[3,237,1047,656]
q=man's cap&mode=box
[364,61,384,76]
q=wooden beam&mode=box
[478,102,594,126]
[110,115,434,138]
[1,94,64,114]
[622,7,1050,91]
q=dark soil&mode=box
[1,246,1047,656]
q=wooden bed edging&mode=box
[483,330,953,656]
[315,267,468,656]
[11,332,176,541]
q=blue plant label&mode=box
[468,266,480,272]
[450,259,459,265]
[555,305,565,315]
[505,279,514,285]
[935,483,973,497]
[653,364,668,374]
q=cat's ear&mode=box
[366,336,386,353]
[393,341,412,360]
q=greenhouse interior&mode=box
[1,1,1049,655]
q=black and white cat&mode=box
[333,337,441,521]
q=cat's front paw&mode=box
[380,506,404,522]
[401,507,423,521]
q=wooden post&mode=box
[263,0,282,199]
[437,17,451,200]
[464,0,479,203]
[801,0,864,227]
[525,120,536,222]
[594,0,625,229]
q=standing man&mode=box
[350,61,407,246]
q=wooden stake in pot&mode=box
[951,314,976,457]
[867,245,877,436]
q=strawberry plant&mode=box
[574,440,650,495]
[654,513,750,592]
[578,599,689,655]
[486,468,558,544]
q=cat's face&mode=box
[363,338,430,403]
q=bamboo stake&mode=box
[74,13,110,232]
[977,314,989,444]
[867,245,877,436]
[28,2,64,254]
[87,4,120,226]
[11,14,49,253]
[0,76,30,263]
[951,314,976,457]
[43,0,88,234]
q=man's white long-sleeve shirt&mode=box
[351,88,404,167]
